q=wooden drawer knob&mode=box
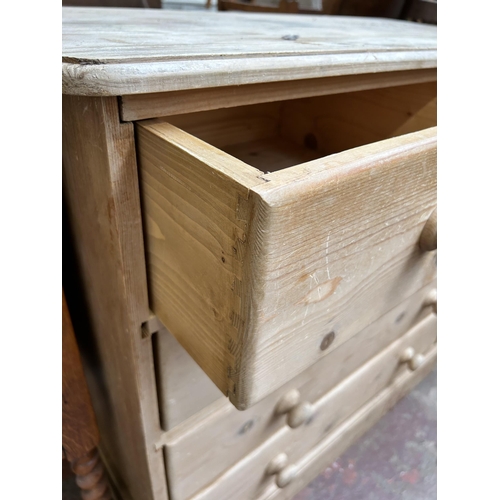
[400,347,425,371]
[275,390,313,429]
[266,454,298,488]
[287,402,313,429]
[420,208,437,251]
[266,453,288,475]
[424,289,437,314]
[275,389,300,415]
[276,464,298,488]
[409,353,425,371]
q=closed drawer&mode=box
[137,81,437,409]
[189,315,436,500]
[258,346,437,500]
[162,307,436,500]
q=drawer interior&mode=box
[164,81,436,172]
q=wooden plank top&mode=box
[62,7,437,96]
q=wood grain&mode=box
[62,8,436,96]
[420,207,437,251]
[279,81,436,154]
[245,128,436,407]
[120,69,437,121]
[138,83,437,409]
[136,121,266,398]
[62,290,100,462]
[154,326,224,430]
[62,95,168,500]
[70,448,112,500]
[158,285,435,500]
[186,316,436,500]
[263,349,436,500]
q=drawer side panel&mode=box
[137,122,264,396]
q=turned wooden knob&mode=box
[409,353,425,371]
[266,453,288,475]
[275,390,300,415]
[276,464,299,488]
[420,208,437,251]
[400,347,415,363]
[275,390,313,429]
[400,347,424,371]
[424,289,437,314]
[287,402,313,429]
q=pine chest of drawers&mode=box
[62,7,437,500]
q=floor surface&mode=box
[62,369,436,500]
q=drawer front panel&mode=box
[261,348,436,500]
[137,82,437,409]
[165,311,436,500]
[191,316,437,500]
[247,128,437,407]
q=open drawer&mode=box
[136,81,437,409]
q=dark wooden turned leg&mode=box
[70,447,112,500]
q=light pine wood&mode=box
[62,8,436,96]
[286,402,313,429]
[136,122,266,398]
[62,95,168,500]
[420,207,437,251]
[275,390,301,415]
[243,139,437,408]
[62,11,439,500]
[164,103,282,151]
[262,348,436,500]
[157,285,435,500]
[120,69,437,121]
[186,316,436,500]
[278,81,437,154]
[424,288,438,314]
[275,464,298,488]
[266,453,289,475]
[137,83,437,409]
[166,81,436,173]
[155,326,224,430]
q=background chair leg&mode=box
[70,447,112,500]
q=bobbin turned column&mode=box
[63,290,112,500]
[71,448,111,500]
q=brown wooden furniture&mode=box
[403,0,437,24]
[62,0,161,8]
[63,290,112,500]
[62,8,436,500]
[218,0,316,14]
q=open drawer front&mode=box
[136,81,437,410]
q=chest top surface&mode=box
[62,7,437,97]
